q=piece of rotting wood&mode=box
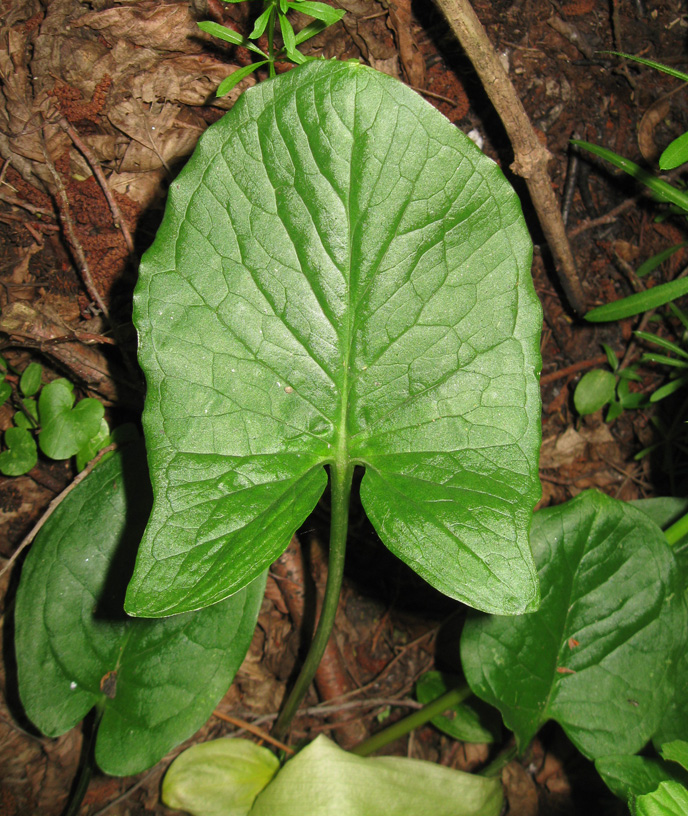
[434,0,588,317]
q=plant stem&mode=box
[271,461,354,742]
[267,2,276,77]
[62,701,104,816]
[479,743,518,777]
[665,511,688,546]
[351,685,472,757]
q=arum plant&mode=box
[198,0,345,95]
[124,58,543,741]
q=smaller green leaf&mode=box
[0,354,7,372]
[637,243,688,277]
[163,738,280,816]
[415,672,495,743]
[596,755,676,801]
[605,400,624,422]
[283,47,309,65]
[0,427,37,476]
[635,331,688,359]
[279,13,296,55]
[619,391,647,410]
[662,741,688,771]
[15,442,267,776]
[631,497,688,530]
[585,278,688,322]
[16,397,38,428]
[52,377,74,392]
[37,382,104,460]
[216,62,268,97]
[609,53,688,84]
[249,6,273,40]
[650,377,688,403]
[293,18,329,46]
[618,367,643,382]
[602,343,619,371]
[280,0,289,13]
[19,362,42,397]
[642,353,688,368]
[461,491,688,759]
[288,1,345,25]
[0,378,11,407]
[198,21,267,56]
[250,735,502,816]
[574,369,616,414]
[668,302,688,331]
[573,140,688,212]
[76,417,111,471]
[635,780,688,816]
[660,132,688,171]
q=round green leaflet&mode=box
[126,59,542,619]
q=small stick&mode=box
[540,353,621,385]
[57,116,135,258]
[39,125,110,318]
[212,711,295,754]
[406,84,459,107]
[433,0,587,316]
[0,190,56,218]
[0,444,116,579]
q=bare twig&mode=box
[0,190,55,218]
[212,711,295,754]
[39,123,110,318]
[0,444,117,579]
[406,84,459,106]
[540,354,620,385]
[433,0,587,316]
[57,115,135,258]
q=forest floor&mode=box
[1,0,688,814]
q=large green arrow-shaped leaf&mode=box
[126,59,542,618]
[15,442,266,776]
[461,490,688,759]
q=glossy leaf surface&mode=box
[37,381,104,459]
[15,442,266,776]
[461,490,687,759]
[127,59,542,618]
[249,735,502,816]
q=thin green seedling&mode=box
[198,0,345,95]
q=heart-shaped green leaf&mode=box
[461,490,688,759]
[415,672,496,743]
[163,738,280,816]
[15,441,266,776]
[248,734,502,816]
[0,426,37,475]
[75,417,111,471]
[126,59,542,618]
[38,381,105,459]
